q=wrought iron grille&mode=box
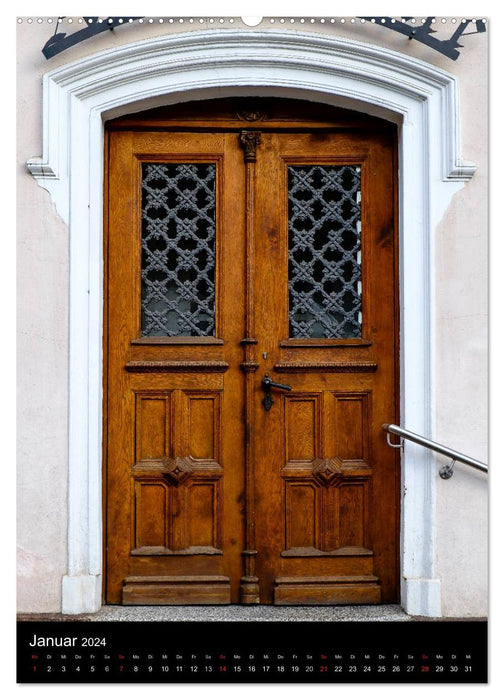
[140,163,216,336]
[288,165,362,338]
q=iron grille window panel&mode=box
[141,163,216,337]
[288,165,362,338]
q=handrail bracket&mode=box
[386,432,404,451]
[439,459,456,480]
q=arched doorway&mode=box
[27,30,473,614]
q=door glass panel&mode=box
[288,165,362,338]
[141,162,216,336]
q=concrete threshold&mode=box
[18,604,411,622]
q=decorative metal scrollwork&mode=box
[141,162,216,337]
[288,165,362,339]
[41,17,486,62]
[360,16,486,61]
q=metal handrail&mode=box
[382,423,488,479]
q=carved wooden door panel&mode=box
[105,131,247,603]
[251,132,398,604]
[105,101,398,605]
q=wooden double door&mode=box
[105,99,398,605]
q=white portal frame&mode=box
[27,29,475,616]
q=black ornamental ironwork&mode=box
[361,16,486,60]
[41,16,486,61]
[42,17,142,59]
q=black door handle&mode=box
[261,374,292,411]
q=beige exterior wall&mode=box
[16,17,488,615]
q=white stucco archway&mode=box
[27,29,475,616]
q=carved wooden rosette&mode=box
[235,110,268,122]
[311,457,344,487]
[238,130,262,603]
[161,456,194,486]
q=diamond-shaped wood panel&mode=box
[162,456,194,485]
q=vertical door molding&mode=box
[27,30,475,615]
[238,130,262,603]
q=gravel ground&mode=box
[18,604,411,622]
